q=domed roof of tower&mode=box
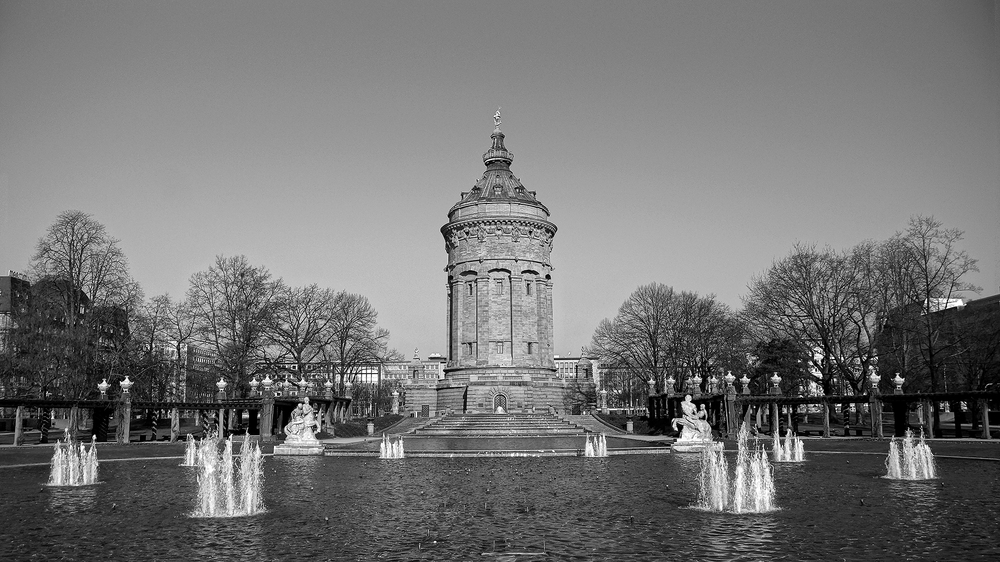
[450,117,549,214]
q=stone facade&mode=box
[404,119,565,416]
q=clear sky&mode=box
[1,0,998,359]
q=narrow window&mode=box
[496,280,503,295]
[527,342,535,355]
[467,282,473,296]
[496,342,504,354]
[525,282,532,296]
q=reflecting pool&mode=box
[2,449,999,561]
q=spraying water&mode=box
[697,423,777,513]
[48,433,99,486]
[181,434,197,467]
[885,429,936,480]
[380,434,405,459]
[192,434,265,517]
[584,433,608,457]
[773,428,805,462]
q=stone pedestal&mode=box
[273,442,325,456]
[671,440,722,453]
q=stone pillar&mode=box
[822,402,831,438]
[261,386,274,443]
[980,399,991,440]
[725,385,737,438]
[116,394,132,444]
[68,404,79,442]
[39,407,51,444]
[921,400,932,438]
[170,407,180,443]
[391,390,400,415]
[770,401,779,436]
[13,405,24,446]
[476,276,490,364]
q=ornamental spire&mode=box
[484,108,513,167]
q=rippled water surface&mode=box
[2,451,999,561]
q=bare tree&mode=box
[322,292,391,390]
[30,210,136,323]
[186,255,280,397]
[590,283,747,395]
[264,284,338,378]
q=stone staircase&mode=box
[409,413,590,437]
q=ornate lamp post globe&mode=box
[324,379,333,392]
[724,371,736,387]
[770,372,782,389]
[98,378,110,398]
[868,370,881,391]
[119,376,133,394]
[216,378,228,393]
[708,374,718,393]
[665,375,675,391]
[261,375,274,392]
[892,373,905,393]
[249,376,260,394]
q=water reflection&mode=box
[48,486,97,515]
[4,452,1000,560]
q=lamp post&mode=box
[868,370,881,395]
[868,368,883,439]
[215,378,228,401]
[116,376,133,445]
[260,374,275,443]
[724,371,736,395]
[769,372,782,395]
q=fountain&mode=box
[192,435,265,517]
[584,433,608,457]
[885,429,936,480]
[773,428,805,462]
[181,434,197,466]
[380,433,405,459]
[697,423,777,513]
[47,433,99,486]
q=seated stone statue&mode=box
[672,394,713,442]
[284,397,320,444]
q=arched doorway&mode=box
[493,394,508,414]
